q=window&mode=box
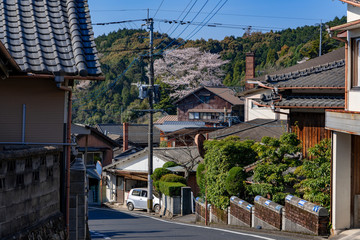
[141,190,147,197]
[189,112,200,120]
[132,190,141,196]
[86,152,103,166]
[353,38,360,87]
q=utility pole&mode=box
[319,19,322,57]
[146,11,154,213]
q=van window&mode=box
[141,190,147,197]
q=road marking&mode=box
[89,207,275,240]
[89,230,111,239]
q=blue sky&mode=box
[88,0,347,40]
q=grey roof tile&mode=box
[255,95,345,108]
[0,0,101,76]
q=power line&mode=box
[153,0,165,18]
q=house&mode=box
[247,48,345,157]
[103,146,202,204]
[72,124,120,205]
[175,86,244,126]
[325,0,360,232]
[97,123,161,148]
[0,0,102,239]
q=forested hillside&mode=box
[72,16,346,125]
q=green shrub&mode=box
[151,167,171,181]
[196,163,206,196]
[159,181,186,197]
[225,167,246,196]
[163,161,179,168]
[160,174,187,185]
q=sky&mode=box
[88,0,347,41]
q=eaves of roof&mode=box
[339,0,360,7]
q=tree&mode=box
[203,137,256,209]
[154,47,229,98]
[294,139,331,209]
[248,133,302,204]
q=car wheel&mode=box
[154,204,160,213]
[127,202,134,211]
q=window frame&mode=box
[352,37,360,88]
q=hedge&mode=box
[163,161,179,168]
[152,167,171,181]
[160,174,187,185]
[159,181,186,197]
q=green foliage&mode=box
[249,132,302,205]
[159,182,186,197]
[160,174,187,185]
[163,161,179,169]
[204,137,256,209]
[196,163,206,197]
[294,139,331,209]
[151,168,171,182]
[225,167,246,197]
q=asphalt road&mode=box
[88,207,316,240]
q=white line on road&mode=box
[89,207,276,240]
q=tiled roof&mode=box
[96,124,160,144]
[155,115,178,124]
[264,60,345,88]
[208,119,287,141]
[0,0,101,76]
[251,47,345,83]
[255,95,345,108]
[155,123,205,133]
[174,86,243,105]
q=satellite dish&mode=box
[96,161,102,176]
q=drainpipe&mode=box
[57,83,72,238]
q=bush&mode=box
[163,161,179,168]
[225,167,246,196]
[196,163,206,196]
[159,181,186,197]
[151,167,171,181]
[160,174,187,185]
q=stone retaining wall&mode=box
[0,146,63,239]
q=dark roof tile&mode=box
[0,0,101,76]
[255,95,345,108]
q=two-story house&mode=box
[175,86,244,126]
[325,0,360,233]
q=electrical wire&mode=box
[153,0,165,18]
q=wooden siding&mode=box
[0,78,65,143]
[77,134,114,166]
[352,135,360,227]
[290,112,331,157]
[177,88,235,122]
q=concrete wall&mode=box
[332,131,352,230]
[0,146,63,239]
[0,79,65,143]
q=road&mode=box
[88,207,316,240]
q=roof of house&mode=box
[105,146,202,171]
[251,47,345,84]
[96,124,161,144]
[208,119,287,141]
[262,59,345,89]
[174,86,243,105]
[155,115,178,124]
[255,95,345,108]
[155,123,206,133]
[0,0,101,76]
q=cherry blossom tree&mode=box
[154,47,228,98]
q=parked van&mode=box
[126,188,160,213]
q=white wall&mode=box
[348,91,360,111]
[104,173,117,202]
[348,4,360,22]
[332,131,352,231]
[244,90,288,122]
[114,154,166,172]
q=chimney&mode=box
[245,52,255,90]
[123,122,129,152]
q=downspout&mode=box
[57,83,72,238]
